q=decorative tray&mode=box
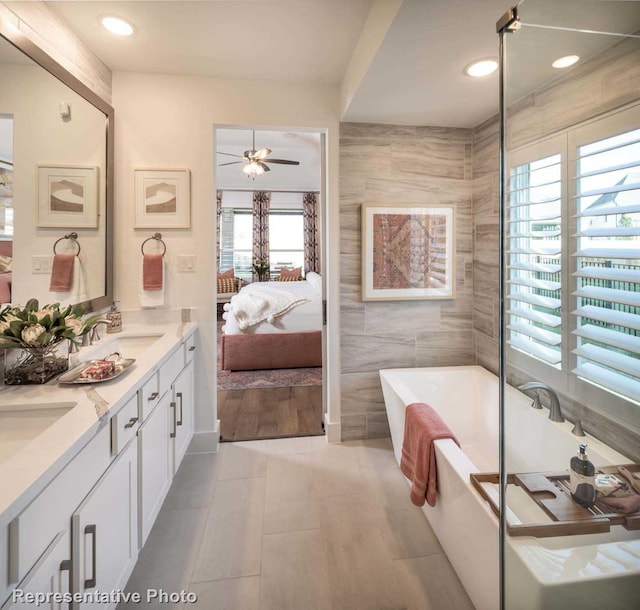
[58,356,135,384]
[471,463,640,538]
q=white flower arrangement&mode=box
[0,299,99,349]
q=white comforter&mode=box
[222,277,322,335]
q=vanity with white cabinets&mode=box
[0,321,197,609]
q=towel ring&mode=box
[141,233,167,256]
[53,232,81,256]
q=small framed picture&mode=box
[37,165,99,228]
[134,168,191,228]
[361,203,456,301]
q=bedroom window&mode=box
[269,210,304,275]
[220,209,253,280]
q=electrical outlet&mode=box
[32,255,52,274]
[177,255,196,273]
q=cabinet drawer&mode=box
[111,394,139,456]
[9,425,110,585]
[158,347,184,400]
[184,333,196,363]
[139,372,159,422]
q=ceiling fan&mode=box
[217,131,300,177]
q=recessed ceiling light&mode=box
[552,55,580,69]
[464,58,498,78]
[101,15,135,36]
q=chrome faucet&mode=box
[517,381,565,423]
[82,319,110,346]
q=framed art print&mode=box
[37,165,99,228]
[134,168,191,228]
[361,203,456,301]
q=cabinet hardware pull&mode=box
[148,392,159,401]
[59,559,72,598]
[170,402,177,438]
[84,524,97,589]
[188,346,196,351]
[124,416,139,429]
[176,392,183,426]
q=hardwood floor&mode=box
[219,385,324,442]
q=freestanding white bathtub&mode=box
[380,365,640,610]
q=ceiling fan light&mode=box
[243,161,264,177]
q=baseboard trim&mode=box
[325,421,341,443]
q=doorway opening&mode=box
[214,127,325,442]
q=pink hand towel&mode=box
[143,254,163,291]
[49,254,75,292]
[400,403,459,507]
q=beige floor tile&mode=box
[191,478,265,582]
[259,530,333,610]
[163,452,222,511]
[318,493,409,610]
[218,440,268,480]
[118,508,208,610]
[188,576,260,610]
[393,555,474,610]
[263,435,314,455]
[263,453,320,534]
[311,441,371,497]
[358,441,443,559]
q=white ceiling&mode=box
[47,0,640,128]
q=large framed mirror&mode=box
[0,15,113,312]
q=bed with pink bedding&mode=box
[220,272,322,371]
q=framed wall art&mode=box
[361,203,456,301]
[134,168,191,229]
[37,165,99,228]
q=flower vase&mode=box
[3,340,69,385]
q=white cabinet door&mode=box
[172,361,194,474]
[137,393,171,548]
[2,530,71,610]
[72,441,137,610]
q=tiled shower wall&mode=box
[339,123,475,440]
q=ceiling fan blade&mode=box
[263,158,300,165]
[218,161,243,166]
[257,161,271,172]
[253,148,272,160]
[217,151,244,158]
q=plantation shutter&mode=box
[507,148,563,367]
[571,111,640,403]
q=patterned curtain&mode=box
[216,190,223,271]
[303,192,320,274]
[252,191,271,281]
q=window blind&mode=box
[508,154,563,367]
[572,127,640,403]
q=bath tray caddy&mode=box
[471,464,640,538]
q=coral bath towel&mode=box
[49,253,75,292]
[400,403,459,507]
[143,254,163,291]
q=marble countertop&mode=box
[0,321,197,522]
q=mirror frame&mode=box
[0,14,114,313]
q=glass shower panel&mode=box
[500,2,640,608]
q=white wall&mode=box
[0,63,107,306]
[112,71,341,444]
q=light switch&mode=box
[177,255,196,273]
[32,255,52,274]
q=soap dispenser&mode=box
[106,301,122,334]
[570,444,596,508]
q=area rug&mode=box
[217,322,322,390]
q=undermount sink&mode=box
[80,333,164,361]
[0,402,77,465]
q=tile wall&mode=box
[339,123,475,439]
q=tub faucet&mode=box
[517,381,565,423]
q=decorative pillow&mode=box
[276,267,302,281]
[0,254,12,273]
[217,277,237,293]
[305,271,322,292]
[218,268,235,279]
